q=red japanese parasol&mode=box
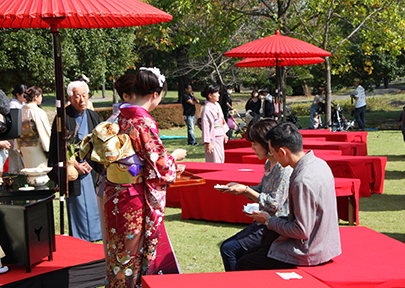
[0,0,172,28]
[235,57,325,67]
[225,30,331,58]
[0,0,172,234]
[226,31,330,121]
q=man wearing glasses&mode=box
[48,81,103,242]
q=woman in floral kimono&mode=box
[103,68,187,287]
[201,84,229,163]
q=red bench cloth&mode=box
[174,163,361,225]
[299,226,405,288]
[224,138,251,149]
[167,162,264,208]
[334,178,361,225]
[299,129,368,144]
[142,269,330,288]
[224,131,368,150]
[302,140,367,156]
[320,155,387,197]
[225,147,343,164]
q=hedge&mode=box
[95,103,202,130]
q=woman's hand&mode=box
[222,183,246,196]
[246,210,270,224]
[224,135,229,143]
[172,149,187,161]
[205,143,213,154]
[74,160,93,175]
[0,140,11,150]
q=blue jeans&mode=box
[354,105,366,129]
[220,234,246,271]
[184,115,196,144]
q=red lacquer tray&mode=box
[170,171,205,187]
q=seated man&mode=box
[235,122,341,270]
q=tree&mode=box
[291,0,405,124]
[136,0,268,101]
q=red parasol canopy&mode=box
[0,0,172,29]
[236,57,325,67]
[225,30,330,58]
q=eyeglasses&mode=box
[72,93,88,100]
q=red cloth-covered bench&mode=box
[144,226,405,288]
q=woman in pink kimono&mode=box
[102,68,187,287]
[201,84,229,163]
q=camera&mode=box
[0,108,22,140]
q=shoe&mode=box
[0,266,9,274]
[191,143,199,146]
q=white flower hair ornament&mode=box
[140,67,166,88]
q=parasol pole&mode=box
[50,23,68,235]
[276,62,281,121]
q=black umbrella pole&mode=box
[51,26,68,235]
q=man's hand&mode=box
[246,210,270,224]
[74,160,93,175]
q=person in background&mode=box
[220,85,237,140]
[310,87,325,129]
[7,84,26,174]
[313,112,320,129]
[16,86,51,169]
[0,245,8,274]
[235,122,341,271]
[0,140,11,182]
[101,68,187,287]
[351,78,366,130]
[48,80,103,242]
[201,84,229,163]
[220,118,292,271]
[262,88,275,118]
[245,89,261,116]
[182,83,200,146]
[10,83,27,109]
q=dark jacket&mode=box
[48,105,102,196]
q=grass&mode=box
[48,90,405,277]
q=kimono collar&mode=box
[119,104,151,119]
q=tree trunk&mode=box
[175,46,189,103]
[302,84,311,97]
[102,82,106,98]
[112,79,119,104]
[324,57,332,126]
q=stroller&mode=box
[329,102,355,131]
[228,110,250,137]
[284,105,302,129]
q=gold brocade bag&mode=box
[80,122,143,184]
[80,122,136,165]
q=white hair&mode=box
[66,81,89,97]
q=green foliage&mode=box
[95,103,202,130]
[0,28,136,93]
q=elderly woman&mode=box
[15,86,51,169]
[219,118,292,271]
[48,80,103,242]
